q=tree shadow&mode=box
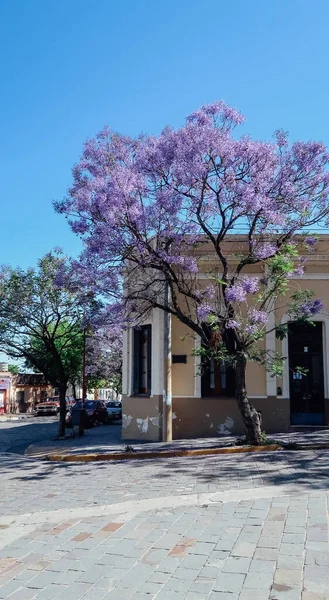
[1,421,329,502]
[1,448,328,501]
[1,418,59,454]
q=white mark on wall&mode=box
[172,412,177,420]
[205,413,210,418]
[149,415,162,428]
[122,414,132,429]
[210,422,214,429]
[136,418,149,434]
[217,417,234,435]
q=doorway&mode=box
[288,321,325,425]
[0,390,5,414]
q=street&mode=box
[0,417,59,454]
[0,417,123,456]
[0,420,329,599]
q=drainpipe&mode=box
[163,280,172,442]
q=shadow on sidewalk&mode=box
[1,446,329,495]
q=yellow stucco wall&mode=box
[171,317,195,397]
[171,316,267,397]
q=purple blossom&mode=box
[225,285,247,303]
[305,236,317,249]
[225,319,241,329]
[186,101,245,126]
[245,324,259,335]
[299,299,324,317]
[248,308,268,324]
[241,276,259,295]
[275,129,289,148]
[293,265,305,276]
[55,99,329,351]
[197,304,214,321]
[204,285,216,299]
[254,243,277,260]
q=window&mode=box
[201,359,235,397]
[133,325,152,395]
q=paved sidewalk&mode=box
[25,426,329,458]
[0,450,329,598]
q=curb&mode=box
[44,444,282,462]
[298,443,329,450]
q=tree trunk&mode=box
[72,382,77,401]
[235,352,262,445]
[58,382,67,438]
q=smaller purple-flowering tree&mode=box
[85,308,123,396]
[55,260,123,398]
[56,102,329,444]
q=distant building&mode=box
[0,370,55,414]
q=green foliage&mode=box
[0,252,85,388]
[281,441,299,450]
[7,364,20,375]
[25,322,83,387]
[193,342,233,366]
[236,431,278,447]
[267,253,294,276]
[292,365,309,377]
[275,324,288,340]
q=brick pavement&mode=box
[0,450,329,599]
[25,426,329,459]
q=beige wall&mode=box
[122,395,163,441]
[121,393,290,441]
[172,396,290,438]
[171,317,267,398]
[171,317,195,397]
[9,383,52,413]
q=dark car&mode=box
[65,400,108,428]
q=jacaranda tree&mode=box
[56,101,329,444]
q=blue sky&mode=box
[1,0,329,269]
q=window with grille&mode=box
[133,325,152,395]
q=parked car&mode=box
[35,397,60,416]
[65,400,108,428]
[106,400,122,421]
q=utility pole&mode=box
[79,319,87,436]
[163,281,172,442]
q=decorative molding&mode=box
[266,309,277,397]
[194,336,201,398]
[196,272,329,281]
[122,329,129,396]
[290,273,329,280]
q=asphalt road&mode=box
[0,416,60,454]
[0,416,122,455]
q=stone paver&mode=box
[0,421,329,599]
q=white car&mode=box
[106,401,122,420]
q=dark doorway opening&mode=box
[288,321,325,425]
